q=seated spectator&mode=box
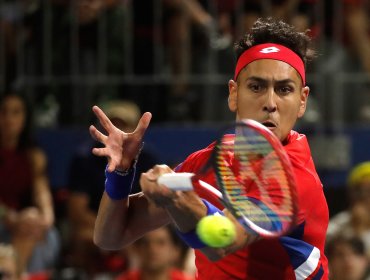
[341,0,370,123]
[325,235,370,280]
[0,93,60,275]
[242,0,317,34]
[343,0,370,75]
[0,243,20,280]
[327,161,370,257]
[64,100,159,278]
[129,0,234,121]
[115,225,194,280]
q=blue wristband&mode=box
[202,199,224,216]
[104,142,144,200]
[175,199,224,249]
[105,166,136,200]
[176,228,206,249]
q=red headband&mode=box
[234,43,305,85]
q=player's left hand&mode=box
[89,105,152,172]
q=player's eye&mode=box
[275,86,293,95]
[248,83,265,93]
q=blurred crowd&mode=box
[0,93,194,279]
[1,0,370,279]
[0,92,369,279]
[1,0,370,124]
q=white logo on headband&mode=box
[260,47,280,54]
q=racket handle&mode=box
[157,173,195,191]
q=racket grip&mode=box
[157,173,195,191]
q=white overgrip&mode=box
[157,173,195,191]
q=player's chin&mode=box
[267,126,280,138]
[270,129,286,143]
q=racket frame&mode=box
[158,119,299,238]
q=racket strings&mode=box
[238,133,293,212]
[215,130,295,234]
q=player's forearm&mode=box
[164,193,252,261]
[200,211,255,262]
[94,193,130,250]
[94,192,170,249]
[164,192,207,233]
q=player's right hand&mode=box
[140,164,178,207]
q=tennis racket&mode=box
[157,119,298,238]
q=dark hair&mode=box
[234,17,316,67]
[135,224,191,270]
[136,224,182,247]
[0,93,35,150]
[325,235,366,259]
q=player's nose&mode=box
[263,89,277,113]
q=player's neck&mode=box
[140,268,171,280]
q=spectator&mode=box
[0,0,38,91]
[20,0,128,126]
[325,235,370,280]
[65,100,159,278]
[163,0,234,121]
[0,93,60,275]
[341,0,370,122]
[129,0,235,121]
[115,225,194,280]
[327,161,370,257]
[242,0,317,34]
[0,243,20,280]
[343,0,370,75]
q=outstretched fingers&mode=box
[133,112,152,139]
[92,105,114,134]
[89,125,107,143]
[91,146,109,158]
[91,147,117,172]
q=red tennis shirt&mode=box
[175,130,329,280]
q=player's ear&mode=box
[297,86,309,118]
[228,80,238,112]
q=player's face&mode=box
[228,59,309,142]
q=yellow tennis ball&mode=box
[196,214,236,248]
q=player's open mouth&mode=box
[262,121,277,128]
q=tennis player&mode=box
[90,18,329,279]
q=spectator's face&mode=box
[351,178,370,210]
[76,0,104,25]
[228,59,308,142]
[111,118,135,133]
[135,228,177,273]
[0,257,18,280]
[328,242,369,280]
[0,96,26,141]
